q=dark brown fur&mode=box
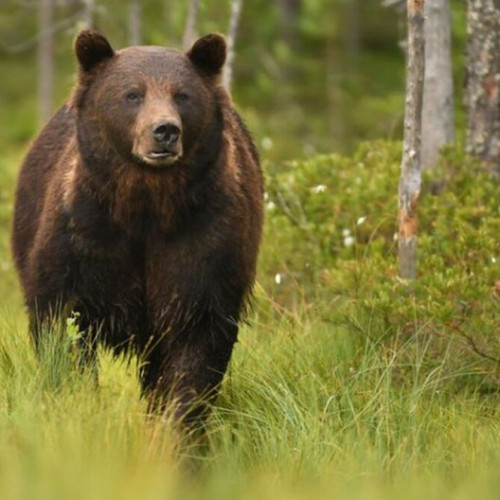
[12,31,263,425]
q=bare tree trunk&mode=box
[38,0,54,128]
[82,0,94,28]
[129,0,142,45]
[398,0,425,280]
[466,0,500,173]
[326,39,344,150]
[421,0,454,170]
[276,0,301,48]
[342,0,360,74]
[183,0,199,50]
[223,0,243,91]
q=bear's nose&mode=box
[152,122,181,145]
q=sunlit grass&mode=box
[0,299,499,499]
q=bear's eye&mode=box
[124,90,143,103]
[174,92,190,104]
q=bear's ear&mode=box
[75,30,114,72]
[187,33,226,76]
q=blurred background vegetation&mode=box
[0,0,466,160]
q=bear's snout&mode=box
[152,121,181,146]
[132,114,184,167]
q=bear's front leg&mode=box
[142,220,253,428]
[139,307,239,427]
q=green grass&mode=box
[1,301,500,499]
[1,143,500,499]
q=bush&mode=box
[261,141,500,389]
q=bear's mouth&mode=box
[147,151,176,160]
[138,150,181,167]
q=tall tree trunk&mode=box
[223,0,243,91]
[38,0,54,128]
[82,0,94,28]
[421,0,454,170]
[466,0,500,173]
[129,0,142,46]
[183,0,199,50]
[326,39,344,151]
[342,0,360,74]
[398,0,425,280]
[276,0,301,48]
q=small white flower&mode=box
[342,228,351,238]
[343,236,355,247]
[266,201,276,211]
[312,184,327,194]
[357,216,366,226]
[274,273,282,285]
[261,137,273,151]
[393,233,399,241]
[492,257,497,264]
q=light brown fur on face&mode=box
[132,91,183,167]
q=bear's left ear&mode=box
[187,33,226,76]
[75,30,115,72]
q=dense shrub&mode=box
[261,142,500,388]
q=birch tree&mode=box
[183,0,199,50]
[38,0,54,127]
[129,0,142,46]
[342,0,360,73]
[82,0,94,28]
[465,0,500,172]
[421,0,454,170]
[223,0,243,91]
[398,0,425,280]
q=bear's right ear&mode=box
[75,30,114,72]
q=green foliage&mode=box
[263,142,500,388]
[263,140,401,292]
[0,152,21,303]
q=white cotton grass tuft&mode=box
[311,184,327,194]
[343,236,355,247]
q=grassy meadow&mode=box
[0,139,499,500]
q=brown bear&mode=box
[11,30,263,425]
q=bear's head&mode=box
[72,30,226,170]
